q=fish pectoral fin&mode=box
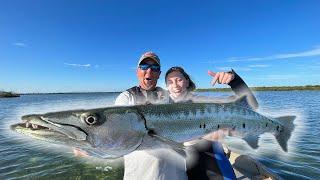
[148,131,186,157]
[83,148,123,159]
[243,135,259,149]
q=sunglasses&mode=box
[138,64,161,72]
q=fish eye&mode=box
[85,115,97,125]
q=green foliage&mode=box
[0,91,20,98]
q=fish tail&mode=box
[274,116,295,152]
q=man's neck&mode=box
[138,85,156,92]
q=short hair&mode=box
[165,66,196,91]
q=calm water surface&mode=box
[0,91,319,179]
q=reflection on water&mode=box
[0,91,319,179]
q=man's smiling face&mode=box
[136,58,161,91]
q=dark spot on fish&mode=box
[148,129,156,135]
[217,124,220,129]
[203,124,206,129]
[242,123,245,128]
[266,123,268,127]
[200,124,202,128]
[232,126,236,130]
[277,126,280,131]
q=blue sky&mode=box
[1,0,320,93]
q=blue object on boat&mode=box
[212,142,236,180]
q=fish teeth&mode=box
[26,122,30,128]
[32,124,38,129]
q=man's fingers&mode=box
[209,71,234,86]
[73,148,89,157]
[225,76,233,84]
[218,72,225,84]
[208,70,216,77]
[211,72,220,86]
[211,76,219,86]
[222,73,229,84]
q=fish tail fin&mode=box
[274,116,295,152]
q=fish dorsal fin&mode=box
[274,116,295,152]
[243,135,259,149]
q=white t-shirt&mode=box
[115,89,187,180]
[115,91,137,106]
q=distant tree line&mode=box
[195,85,320,92]
[0,91,20,98]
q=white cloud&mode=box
[216,67,232,71]
[228,47,320,62]
[217,66,251,71]
[12,42,26,47]
[248,64,270,68]
[64,63,91,67]
[254,74,299,80]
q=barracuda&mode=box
[10,98,295,158]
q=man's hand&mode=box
[73,148,89,157]
[202,129,230,141]
[208,70,234,87]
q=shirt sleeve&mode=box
[114,91,134,106]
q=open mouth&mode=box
[11,121,61,137]
[10,121,66,141]
[12,115,57,132]
[29,121,50,130]
[11,116,88,141]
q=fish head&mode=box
[11,107,147,158]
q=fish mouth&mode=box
[11,122,60,136]
[12,121,51,131]
[11,115,87,141]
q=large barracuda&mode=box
[11,98,295,158]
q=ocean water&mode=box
[0,91,319,179]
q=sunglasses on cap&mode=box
[138,64,161,72]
